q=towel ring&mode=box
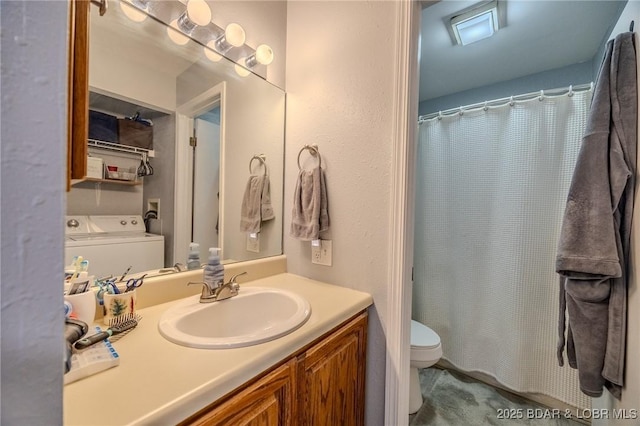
[297,144,322,171]
[249,154,267,176]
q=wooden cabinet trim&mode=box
[67,0,90,190]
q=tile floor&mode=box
[409,368,586,425]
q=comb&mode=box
[73,313,142,350]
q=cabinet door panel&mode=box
[298,313,367,426]
[184,360,295,426]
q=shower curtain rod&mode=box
[418,82,593,123]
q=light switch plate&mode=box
[311,240,332,266]
[246,233,260,253]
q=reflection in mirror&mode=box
[65,1,285,280]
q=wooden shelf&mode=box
[71,177,142,187]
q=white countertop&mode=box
[63,273,372,425]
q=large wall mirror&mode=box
[66,0,286,278]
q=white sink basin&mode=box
[158,286,312,349]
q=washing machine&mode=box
[65,215,165,279]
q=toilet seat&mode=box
[411,320,440,349]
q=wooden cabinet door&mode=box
[297,312,368,426]
[183,360,296,426]
[67,0,90,190]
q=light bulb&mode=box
[167,19,190,46]
[255,44,274,65]
[246,44,274,68]
[225,23,246,47]
[204,41,222,62]
[186,0,212,26]
[234,64,250,77]
[120,0,147,22]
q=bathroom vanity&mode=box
[182,312,367,425]
[63,270,372,425]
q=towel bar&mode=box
[297,144,322,170]
[249,154,267,176]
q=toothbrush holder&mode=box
[103,290,137,325]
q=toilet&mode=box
[409,320,443,414]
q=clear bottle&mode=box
[187,242,201,270]
[204,247,224,291]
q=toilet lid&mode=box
[411,320,441,349]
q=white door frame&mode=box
[384,1,421,424]
[174,82,227,266]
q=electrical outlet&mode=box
[147,198,160,218]
[311,240,332,266]
[246,233,260,253]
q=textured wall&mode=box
[1,1,67,423]
[285,2,399,424]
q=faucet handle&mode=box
[228,272,248,284]
[187,281,207,293]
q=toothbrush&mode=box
[70,256,84,281]
[118,265,132,283]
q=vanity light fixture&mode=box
[245,44,274,68]
[120,0,149,22]
[215,23,246,53]
[176,0,212,34]
[167,19,190,45]
[204,41,222,62]
[234,63,251,77]
[449,0,500,46]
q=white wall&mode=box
[0,1,67,423]
[285,1,402,423]
[592,1,640,423]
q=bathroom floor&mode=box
[409,368,586,426]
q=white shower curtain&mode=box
[414,89,592,410]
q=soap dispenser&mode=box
[204,247,224,291]
[187,242,201,270]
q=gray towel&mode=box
[290,167,329,240]
[261,177,275,222]
[556,32,637,400]
[240,175,275,233]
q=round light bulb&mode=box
[225,23,246,47]
[186,0,212,26]
[167,19,190,46]
[120,0,147,22]
[255,44,274,65]
[234,64,251,77]
[204,41,222,62]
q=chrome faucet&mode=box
[188,272,247,303]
